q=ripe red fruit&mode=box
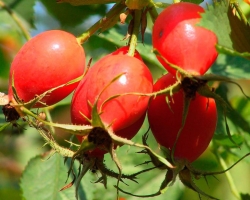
[71,54,153,156]
[111,46,143,61]
[8,30,85,107]
[152,2,218,75]
[147,73,217,162]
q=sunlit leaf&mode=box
[199,0,250,58]
[210,54,250,79]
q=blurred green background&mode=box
[1,0,250,200]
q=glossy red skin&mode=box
[8,30,85,107]
[153,2,218,75]
[148,73,217,162]
[111,46,143,61]
[71,54,153,156]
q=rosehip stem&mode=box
[148,1,159,23]
[42,108,55,134]
[128,10,142,57]
[0,0,31,41]
[20,106,93,136]
[33,122,75,158]
[231,1,248,25]
[215,153,241,199]
[77,2,126,44]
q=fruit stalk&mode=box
[42,108,55,134]
[147,1,159,23]
[77,2,126,44]
[20,106,93,136]
[215,152,241,199]
[231,1,248,25]
[128,10,142,57]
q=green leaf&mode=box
[198,0,250,58]
[213,134,244,147]
[226,4,250,54]
[40,0,107,27]
[210,54,250,79]
[182,0,203,5]
[4,0,35,27]
[57,0,119,5]
[231,96,250,122]
[214,82,250,151]
[241,193,250,200]
[0,188,21,200]
[216,45,250,58]
[0,122,11,132]
[215,83,250,136]
[199,1,232,48]
[20,153,94,200]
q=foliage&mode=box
[0,0,250,200]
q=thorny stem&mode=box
[97,159,157,183]
[77,2,126,44]
[109,144,123,199]
[115,171,171,198]
[154,49,190,77]
[128,10,142,57]
[42,108,55,134]
[20,106,92,136]
[0,0,31,41]
[32,122,75,157]
[107,129,174,169]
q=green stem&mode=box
[77,2,126,44]
[231,1,248,25]
[35,123,75,157]
[19,106,92,136]
[107,129,174,169]
[148,1,159,23]
[216,154,241,200]
[0,0,31,41]
[101,80,182,109]
[128,10,142,56]
[42,108,55,134]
